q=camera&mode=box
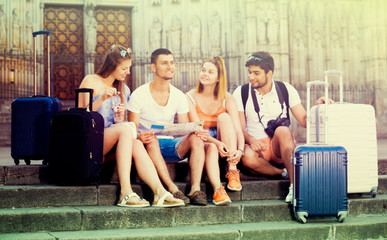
[265,117,290,138]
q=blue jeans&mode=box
[158,137,185,163]
[208,127,218,138]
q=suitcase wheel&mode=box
[371,188,377,198]
[42,159,48,165]
[13,158,20,165]
[24,159,31,165]
[337,211,347,223]
[295,211,308,223]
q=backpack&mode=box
[241,81,290,120]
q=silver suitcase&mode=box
[309,70,378,197]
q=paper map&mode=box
[150,121,204,136]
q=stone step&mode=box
[1,159,387,185]
[0,180,289,209]
[0,161,288,185]
[1,175,387,209]
[1,214,386,240]
[380,158,387,175]
[0,195,386,234]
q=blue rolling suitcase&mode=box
[292,80,348,223]
[11,30,62,165]
[49,88,104,184]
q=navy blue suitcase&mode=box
[292,145,348,223]
[11,30,62,165]
[49,88,104,184]
[11,96,61,165]
[292,80,348,223]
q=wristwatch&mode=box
[238,149,244,156]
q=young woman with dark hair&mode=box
[79,45,184,208]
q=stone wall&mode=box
[129,0,387,139]
[0,0,386,142]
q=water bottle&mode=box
[111,93,123,123]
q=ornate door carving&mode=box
[44,6,84,100]
[43,6,132,99]
[94,7,132,88]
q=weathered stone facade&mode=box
[0,0,386,141]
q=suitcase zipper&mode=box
[90,118,95,160]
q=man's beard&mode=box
[252,76,268,89]
[156,72,174,81]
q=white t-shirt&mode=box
[233,80,301,140]
[128,82,189,133]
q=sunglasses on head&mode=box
[110,45,132,58]
[247,55,270,68]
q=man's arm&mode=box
[290,97,334,129]
[128,111,140,129]
[128,111,155,144]
[290,103,307,128]
[315,97,335,105]
[238,111,267,152]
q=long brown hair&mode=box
[96,45,132,102]
[195,56,227,100]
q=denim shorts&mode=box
[208,127,218,138]
[158,137,185,163]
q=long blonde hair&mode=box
[195,56,227,100]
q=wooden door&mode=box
[94,7,132,89]
[44,5,84,100]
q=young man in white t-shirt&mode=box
[233,51,331,203]
[128,48,207,205]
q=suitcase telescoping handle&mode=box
[306,80,329,144]
[325,70,343,103]
[33,30,51,97]
[75,88,94,111]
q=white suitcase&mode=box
[309,70,378,196]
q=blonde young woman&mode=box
[186,56,245,204]
[79,45,184,208]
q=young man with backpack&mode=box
[233,51,331,203]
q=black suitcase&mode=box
[11,30,62,165]
[49,88,104,184]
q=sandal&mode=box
[152,192,185,208]
[117,193,150,208]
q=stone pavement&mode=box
[1,139,387,166]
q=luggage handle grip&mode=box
[68,107,88,111]
[33,30,51,37]
[306,80,326,88]
[75,88,94,111]
[31,95,48,98]
[324,70,343,103]
[306,80,329,144]
[324,70,343,75]
[33,30,51,97]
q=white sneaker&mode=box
[281,168,289,179]
[285,184,293,204]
